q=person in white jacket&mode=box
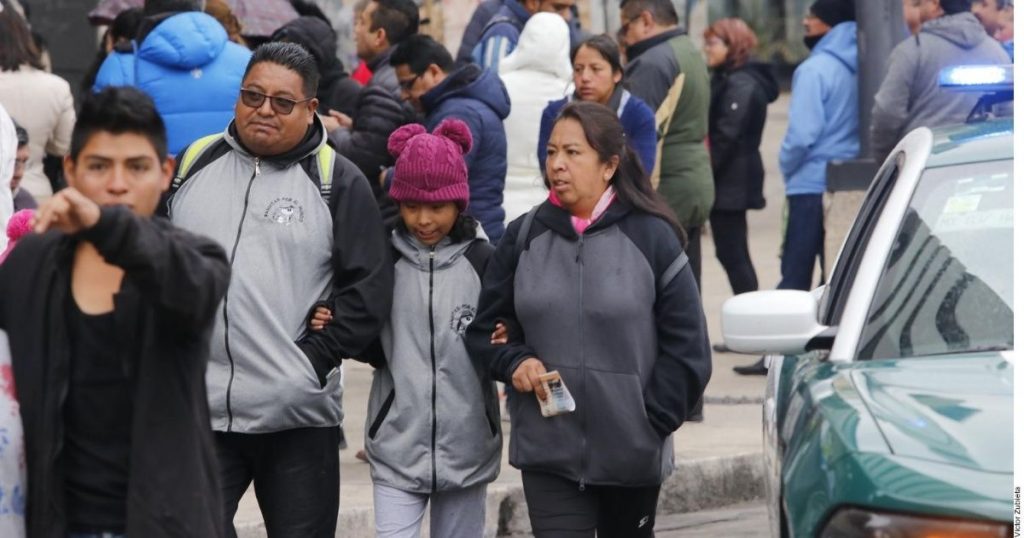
[498,12,572,224]
[0,102,16,254]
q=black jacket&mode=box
[708,62,778,211]
[0,207,230,537]
[271,16,361,117]
[330,47,415,225]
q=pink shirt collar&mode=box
[548,186,618,235]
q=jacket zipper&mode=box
[428,246,438,492]
[222,158,260,432]
[576,236,587,491]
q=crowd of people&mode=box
[0,0,1014,536]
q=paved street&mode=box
[655,502,771,537]
[504,502,771,537]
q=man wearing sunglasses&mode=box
[164,42,394,537]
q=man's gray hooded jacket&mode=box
[871,12,1009,162]
[167,118,394,433]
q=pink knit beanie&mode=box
[0,209,35,265]
[387,119,472,211]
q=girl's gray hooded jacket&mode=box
[467,200,712,488]
[363,231,502,493]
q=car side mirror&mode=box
[721,290,832,355]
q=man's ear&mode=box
[307,97,320,124]
[62,155,77,190]
[640,10,655,31]
[375,27,389,48]
[160,155,175,192]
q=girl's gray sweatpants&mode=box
[373,482,488,538]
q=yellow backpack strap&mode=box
[172,134,223,191]
[316,145,335,205]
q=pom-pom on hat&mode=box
[0,209,35,265]
[387,119,472,211]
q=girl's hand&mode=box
[310,306,332,331]
[491,322,508,345]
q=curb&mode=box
[235,453,765,537]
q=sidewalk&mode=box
[232,95,794,537]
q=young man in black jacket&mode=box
[0,87,231,537]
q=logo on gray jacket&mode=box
[264,198,305,225]
[450,305,476,337]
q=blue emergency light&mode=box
[937,65,1014,123]
[939,65,1014,92]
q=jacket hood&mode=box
[921,11,991,49]
[391,230,474,271]
[272,16,348,82]
[137,12,228,69]
[812,20,858,72]
[739,62,780,102]
[498,12,572,80]
[423,65,512,120]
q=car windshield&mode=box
[856,159,1013,360]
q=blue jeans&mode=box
[779,194,824,291]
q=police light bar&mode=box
[939,65,1014,92]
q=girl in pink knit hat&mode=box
[310,119,503,536]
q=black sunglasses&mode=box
[239,88,313,115]
[397,72,423,91]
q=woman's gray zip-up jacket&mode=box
[466,199,712,487]
[363,231,502,493]
[167,119,393,434]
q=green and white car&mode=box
[722,66,1014,537]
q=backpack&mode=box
[166,134,337,214]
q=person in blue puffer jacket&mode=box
[93,0,251,155]
[777,0,859,292]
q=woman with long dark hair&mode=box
[537,34,657,175]
[467,102,711,537]
[0,0,75,203]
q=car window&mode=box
[856,160,1013,359]
[821,156,902,325]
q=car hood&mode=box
[850,353,1013,474]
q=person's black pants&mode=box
[216,426,340,538]
[684,225,702,293]
[709,210,758,295]
[522,471,661,537]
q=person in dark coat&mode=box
[0,87,230,538]
[702,18,778,298]
[271,16,362,117]
[390,35,511,243]
[329,0,419,227]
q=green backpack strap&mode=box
[172,133,223,192]
[315,145,335,205]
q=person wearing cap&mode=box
[871,0,1010,163]
[310,119,501,538]
[92,0,252,156]
[734,0,859,376]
